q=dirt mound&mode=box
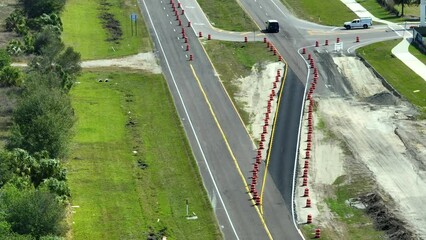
[360,193,416,240]
[365,91,398,105]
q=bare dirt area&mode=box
[233,61,285,141]
[80,52,162,73]
[296,55,426,239]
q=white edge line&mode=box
[140,1,240,239]
[292,47,312,240]
[347,36,402,54]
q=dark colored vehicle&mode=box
[265,20,279,33]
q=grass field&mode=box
[409,44,426,65]
[196,0,258,32]
[203,41,281,126]
[68,70,221,239]
[356,0,420,22]
[357,40,426,118]
[280,0,357,26]
[62,0,151,60]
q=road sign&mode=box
[334,42,343,52]
[131,13,137,22]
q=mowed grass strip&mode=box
[357,39,426,117]
[62,0,151,60]
[203,41,281,126]
[196,0,257,32]
[356,0,420,22]
[409,44,426,65]
[280,0,356,26]
[68,71,221,239]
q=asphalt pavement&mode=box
[138,0,278,238]
[137,0,407,239]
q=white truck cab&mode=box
[344,17,372,30]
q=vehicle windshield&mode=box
[270,22,278,28]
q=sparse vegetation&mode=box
[98,0,123,43]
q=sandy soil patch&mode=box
[298,55,426,238]
[332,57,387,98]
[320,97,426,237]
[233,61,284,140]
[295,106,345,235]
[81,52,162,73]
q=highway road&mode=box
[138,0,403,239]
[138,0,303,239]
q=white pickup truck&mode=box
[344,17,372,30]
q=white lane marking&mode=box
[193,23,205,26]
[294,47,313,240]
[260,5,262,9]
[170,21,172,24]
[346,36,401,53]
[268,0,287,17]
[141,1,240,239]
[173,28,176,32]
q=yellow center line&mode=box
[190,64,273,240]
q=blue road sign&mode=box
[131,13,137,21]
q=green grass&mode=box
[68,70,221,239]
[409,44,426,65]
[356,0,420,22]
[357,39,426,117]
[203,41,281,126]
[196,0,258,32]
[280,0,357,26]
[322,176,386,240]
[394,4,420,19]
[62,0,151,60]
[356,0,399,21]
[299,174,385,239]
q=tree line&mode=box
[1,0,81,239]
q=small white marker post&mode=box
[185,199,198,220]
